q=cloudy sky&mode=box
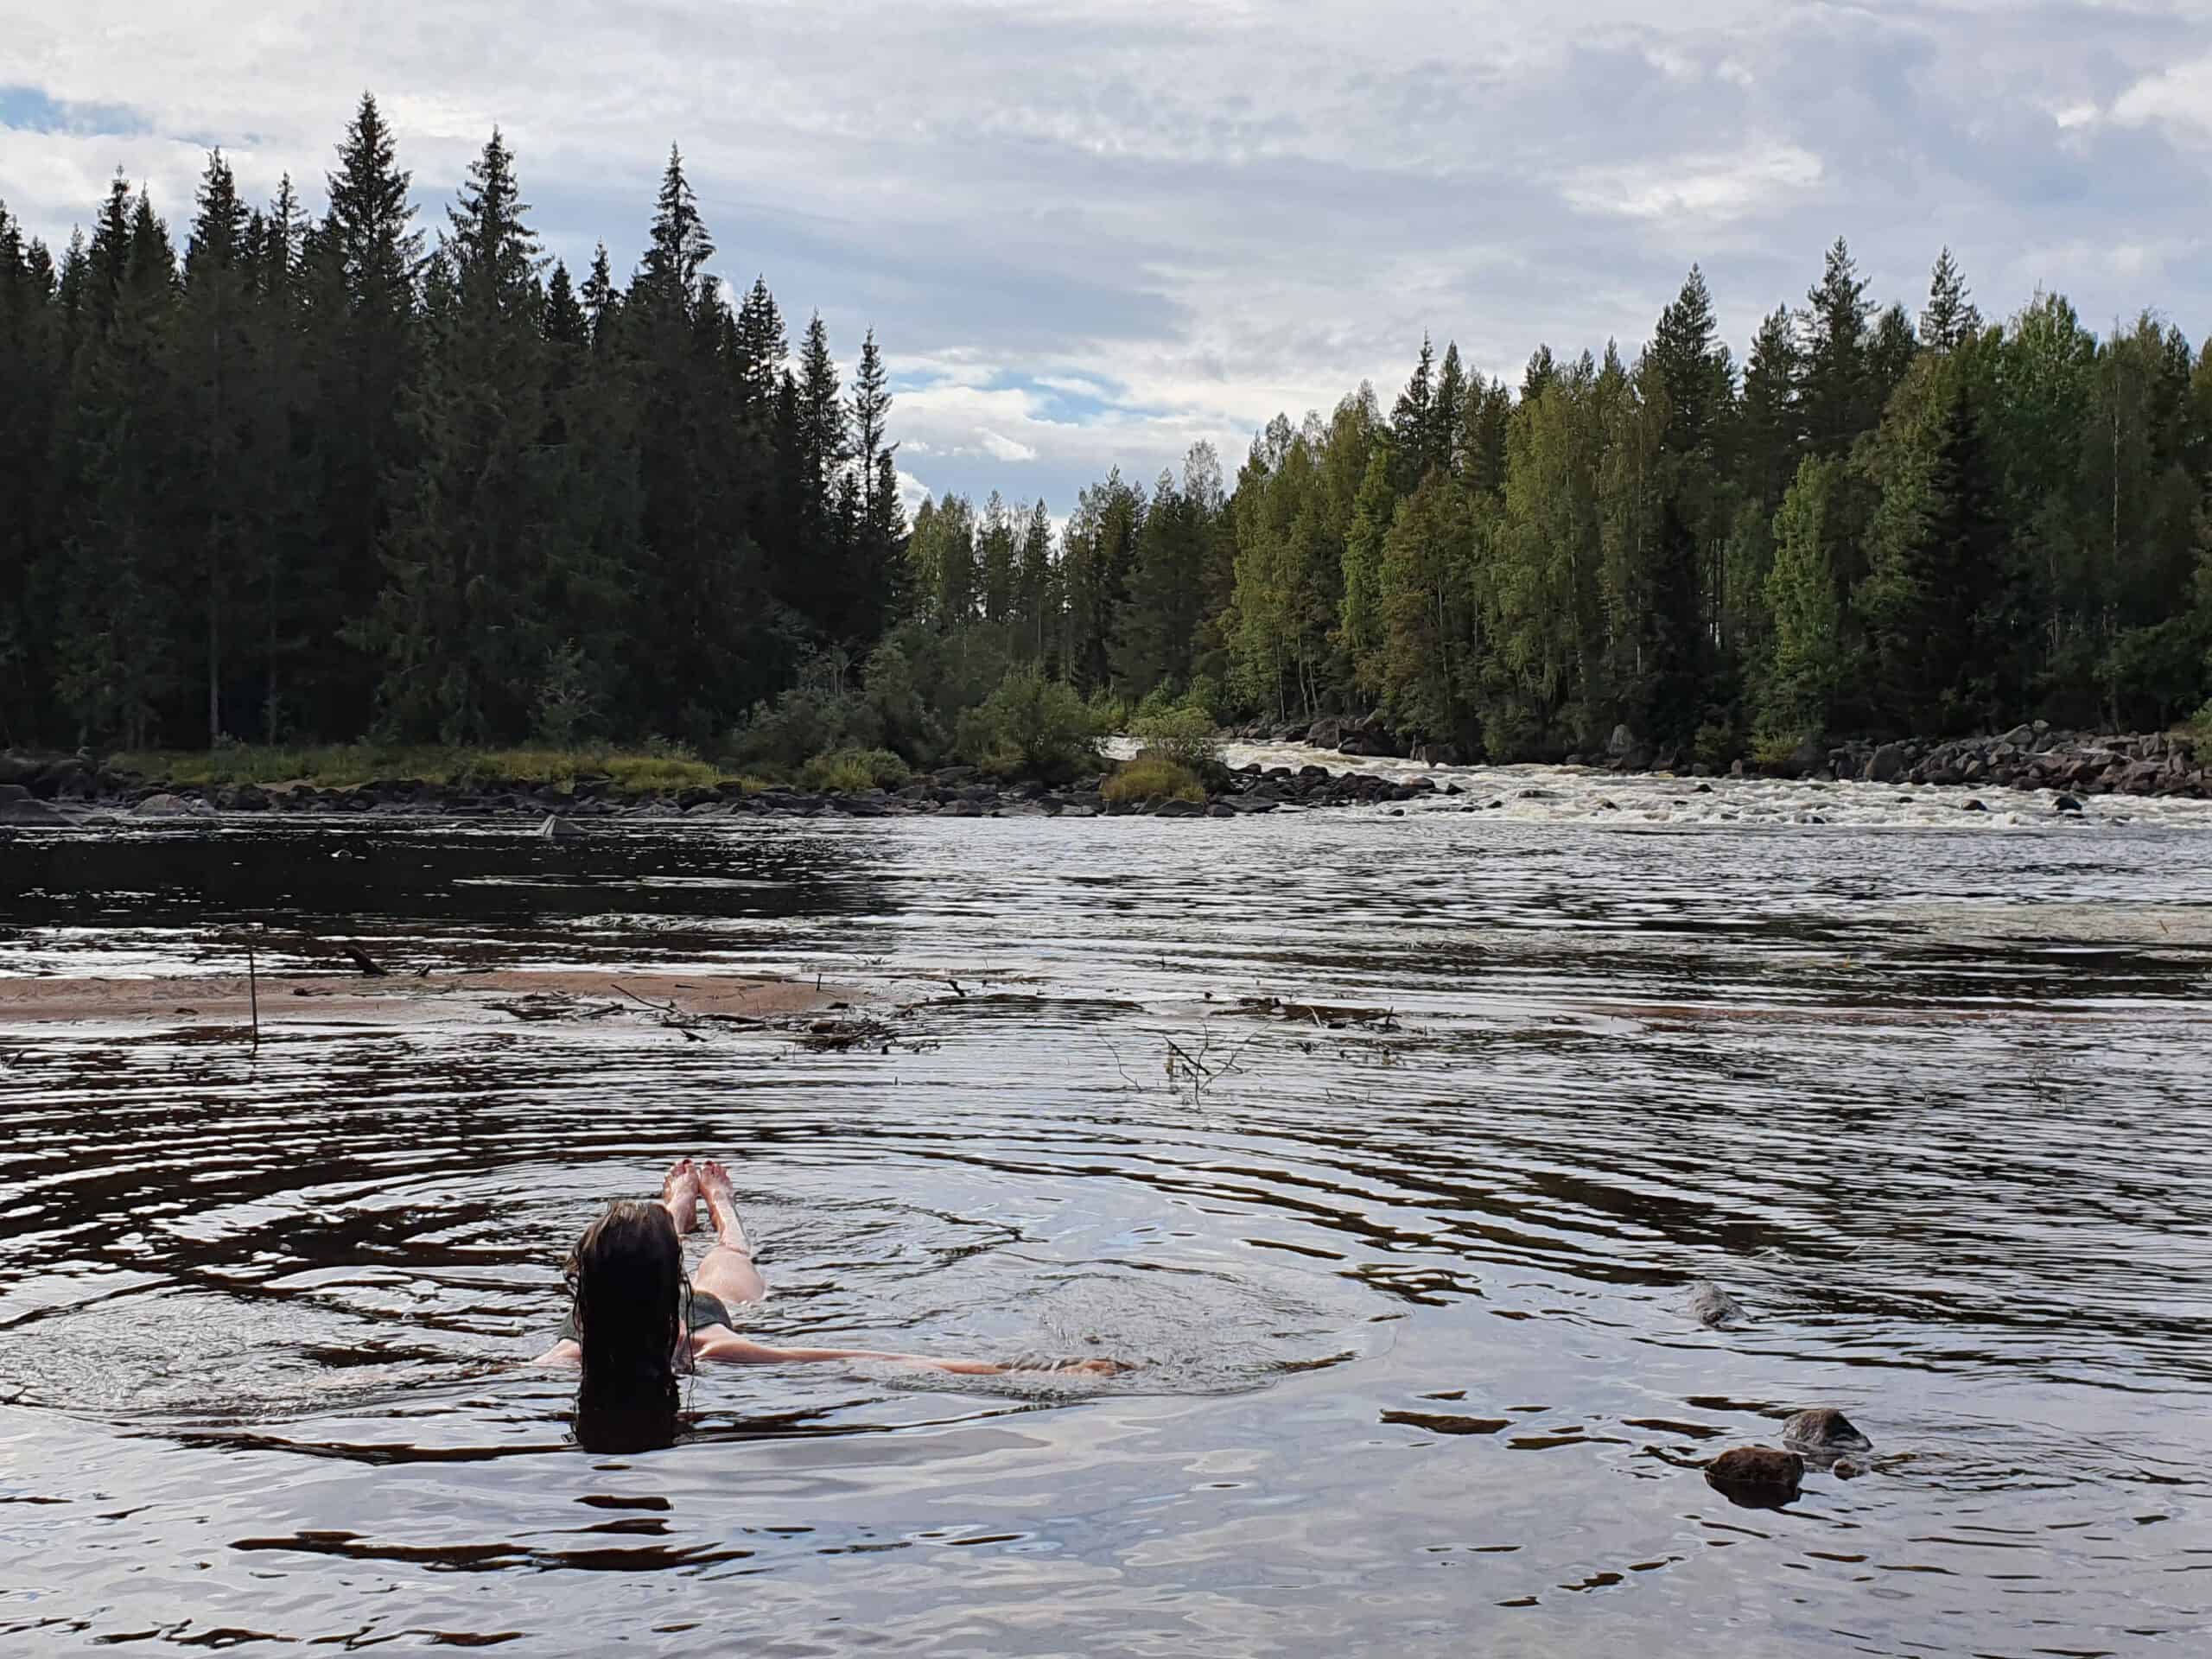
[3,1,2208,515]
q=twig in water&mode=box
[1100,1038,1141,1095]
[612,981,681,1016]
[343,944,386,978]
[246,931,259,1052]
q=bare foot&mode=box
[696,1159,750,1255]
[661,1158,702,1235]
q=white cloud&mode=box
[3,0,2207,514]
[2113,55,2212,135]
[976,429,1039,462]
[1564,145,1823,223]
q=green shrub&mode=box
[800,747,911,793]
[1084,686,1133,736]
[730,683,882,773]
[1130,704,1219,772]
[1693,721,1741,772]
[1101,752,1205,804]
[1750,731,1809,772]
[957,665,1103,781]
[1134,682,1182,720]
[1182,674,1226,721]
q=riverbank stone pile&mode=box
[1229,714,2208,799]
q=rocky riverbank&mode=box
[0,753,1444,827]
[1233,715,2210,800]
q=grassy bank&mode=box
[111,745,758,796]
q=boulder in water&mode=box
[1705,1446,1803,1505]
[1867,742,1908,783]
[1688,1281,1744,1328]
[1781,1407,1872,1456]
[536,814,585,840]
[131,792,200,818]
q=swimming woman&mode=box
[540,1158,1110,1446]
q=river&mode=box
[3,760,2210,1656]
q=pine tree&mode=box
[1799,237,1873,458]
[178,150,257,742]
[1758,456,1847,740]
[306,92,423,734]
[0,203,63,740]
[1014,499,1055,659]
[580,243,621,346]
[732,276,785,410]
[1375,469,1478,742]
[639,145,711,308]
[1432,341,1466,479]
[1337,440,1395,695]
[1921,248,1981,353]
[356,127,552,743]
[58,181,182,746]
[1390,335,1436,492]
[1649,265,1726,461]
[978,491,1018,626]
[1859,355,2007,732]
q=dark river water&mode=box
[4,792,2212,1656]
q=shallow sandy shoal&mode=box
[0,969,850,1027]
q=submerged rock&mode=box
[1688,1281,1744,1328]
[0,784,70,826]
[1706,1446,1803,1504]
[131,791,200,817]
[2055,794,2084,814]
[1781,1407,1872,1456]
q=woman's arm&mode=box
[690,1327,1116,1376]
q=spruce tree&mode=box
[1014,499,1055,660]
[178,150,257,742]
[1799,237,1873,458]
[306,92,423,735]
[1390,335,1435,492]
[1758,457,1847,741]
[356,128,556,743]
[1921,248,1981,353]
[1859,356,2007,731]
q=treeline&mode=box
[0,93,904,753]
[928,246,2212,759]
[7,99,2210,766]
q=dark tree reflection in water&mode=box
[3,806,2211,1656]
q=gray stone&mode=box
[0,792,70,825]
[1782,1408,1872,1455]
[1688,1281,1744,1328]
[1607,723,1637,758]
[131,791,201,818]
[1150,798,1205,818]
[536,814,585,839]
[1867,742,1909,784]
[1705,1446,1803,1504]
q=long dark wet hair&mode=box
[564,1199,687,1452]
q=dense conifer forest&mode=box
[4,93,2209,770]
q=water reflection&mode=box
[3,813,2211,1654]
